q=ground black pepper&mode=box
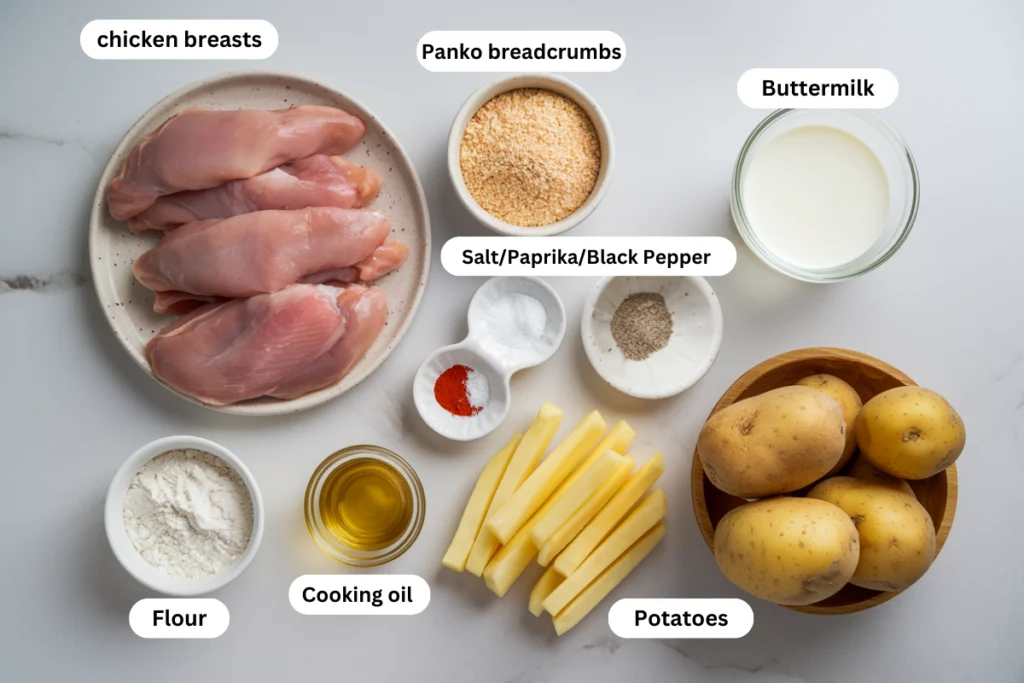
[610,292,673,361]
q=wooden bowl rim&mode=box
[690,347,959,615]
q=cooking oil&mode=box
[318,456,414,551]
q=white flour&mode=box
[123,449,254,579]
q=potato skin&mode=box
[855,387,965,479]
[807,477,935,592]
[847,455,915,497]
[714,497,859,605]
[698,386,846,498]
[796,374,862,475]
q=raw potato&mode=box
[530,450,625,547]
[538,455,634,566]
[543,490,666,616]
[698,386,846,498]
[796,373,862,475]
[807,477,936,592]
[847,455,915,497]
[486,411,606,544]
[465,402,563,575]
[442,433,522,571]
[552,523,666,636]
[714,497,859,606]
[554,451,665,577]
[482,419,634,596]
[855,387,966,480]
[529,566,564,617]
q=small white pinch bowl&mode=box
[414,277,566,440]
[582,276,723,399]
[447,73,615,236]
[105,435,265,596]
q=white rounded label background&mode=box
[81,20,278,60]
[129,598,229,639]
[289,575,430,615]
[418,31,625,72]
[442,236,737,277]
[608,599,753,639]
[738,68,898,109]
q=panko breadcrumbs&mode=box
[459,88,601,227]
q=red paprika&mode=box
[434,364,482,417]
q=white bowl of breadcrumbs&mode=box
[449,73,614,236]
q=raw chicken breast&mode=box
[107,106,365,219]
[270,285,388,399]
[133,207,391,298]
[147,283,388,405]
[153,239,408,316]
[128,155,383,232]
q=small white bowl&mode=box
[582,276,723,399]
[105,435,265,596]
[447,73,615,236]
[414,276,566,440]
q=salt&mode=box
[487,293,547,348]
[465,368,490,411]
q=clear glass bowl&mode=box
[731,109,919,282]
[304,445,425,567]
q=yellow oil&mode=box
[318,457,413,551]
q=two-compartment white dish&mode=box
[414,277,566,440]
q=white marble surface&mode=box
[2,1,1023,681]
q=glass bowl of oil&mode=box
[304,445,426,567]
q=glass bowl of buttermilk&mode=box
[304,445,426,567]
[731,109,919,282]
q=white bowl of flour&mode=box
[105,435,264,596]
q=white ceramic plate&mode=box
[582,276,723,399]
[89,71,431,415]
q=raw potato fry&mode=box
[543,490,667,616]
[486,411,606,544]
[483,525,538,597]
[529,450,625,547]
[555,451,664,577]
[552,523,666,636]
[538,455,634,566]
[442,433,523,572]
[483,417,634,595]
[466,403,563,575]
[567,420,636,486]
[529,566,565,617]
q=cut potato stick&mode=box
[552,523,666,636]
[483,524,538,597]
[567,420,635,484]
[442,433,523,572]
[538,455,634,566]
[543,490,667,616]
[554,451,664,577]
[529,566,565,617]
[529,450,625,547]
[466,403,563,575]
[486,411,606,544]
[482,417,632,595]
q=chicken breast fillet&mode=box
[133,207,393,298]
[128,155,382,232]
[107,106,365,220]
[147,284,388,405]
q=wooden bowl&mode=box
[691,347,958,615]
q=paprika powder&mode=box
[434,364,489,417]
